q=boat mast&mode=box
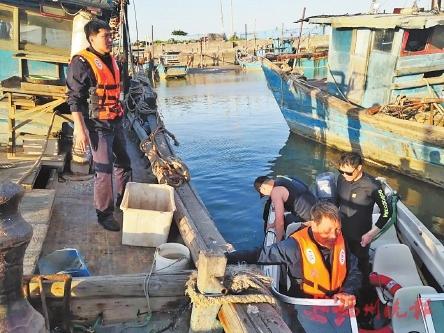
[296,7,306,54]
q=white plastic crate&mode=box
[120,182,176,247]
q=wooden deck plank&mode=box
[0,153,40,189]
[40,130,158,276]
[21,189,56,275]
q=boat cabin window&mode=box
[404,28,430,52]
[429,26,444,50]
[401,26,444,55]
[19,10,72,53]
[373,29,395,52]
[332,28,353,53]
[0,8,13,41]
[419,294,444,333]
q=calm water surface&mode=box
[156,70,444,250]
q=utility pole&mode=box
[219,0,224,35]
[245,23,247,50]
[254,18,257,54]
[230,0,234,39]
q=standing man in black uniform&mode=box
[254,175,316,241]
[67,19,131,231]
[336,152,392,284]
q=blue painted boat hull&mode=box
[262,59,444,187]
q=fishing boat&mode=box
[263,173,444,332]
[157,51,188,79]
[236,38,296,71]
[0,1,289,332]
[235,50,261,70]
[262,9,444,187]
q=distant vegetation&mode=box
[171,30,188,36]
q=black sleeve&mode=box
[258,237,302,279]
[342,250,362,295]
[66,56,94,114]
[335,176,342,207]
[373,186,392,229]
[226,247,262,264]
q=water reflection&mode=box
[271,133,444,240]
[157,71,444,251]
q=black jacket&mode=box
[66,47,120,131]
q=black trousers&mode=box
[347,239,371,286]
[88,120,131,216]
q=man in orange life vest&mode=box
[227,201,361,331]
[67,19,131,231]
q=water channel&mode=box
[156,70,444,250]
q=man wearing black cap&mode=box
[254,175,316,241]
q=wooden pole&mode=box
[151,25,154,57]
[296,7,306,54]
[200,38,203,68]
[245,23,247,50]
[230,0,234,38]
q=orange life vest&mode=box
[291,227,347,298]
[77,49,123,120]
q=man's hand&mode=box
[74,128,90,152]
[333,293,356,310]
[361,227,380,247]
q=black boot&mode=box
[97,211,120,232]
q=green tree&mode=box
[171,30,188,36]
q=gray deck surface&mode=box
[40,132,159,275]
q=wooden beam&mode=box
[27,272,191,299]
[395,63,444,76]
[219,303,292,333]
[21,82,67,95]
[391,76,444,90]
[13,52,70,64]
[190,252,227,332]
[69,296,188,324]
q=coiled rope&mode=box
[185,268,276,307]
[139,128,190,187]
[127,73,190,187]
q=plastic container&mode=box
[37,248,90,277]
[154,243,191,273]
[120,182,176,247]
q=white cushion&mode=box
[373,244,423,288]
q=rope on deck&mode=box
[185,269,276,307]
[127,73,191,187]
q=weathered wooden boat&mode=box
[0,1,292,332]
[262,10,444,187]
[235,51,261,71]
[157,51,188,79]
[263,173,444,332]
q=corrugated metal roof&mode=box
[307,13,444,29]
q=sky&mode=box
[127,0,432,41]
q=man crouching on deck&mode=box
[226,201,361,332]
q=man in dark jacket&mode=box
[254,175,316,241]
[227,201,361,332]
[67,19,131,231]
[336,152,392,284]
